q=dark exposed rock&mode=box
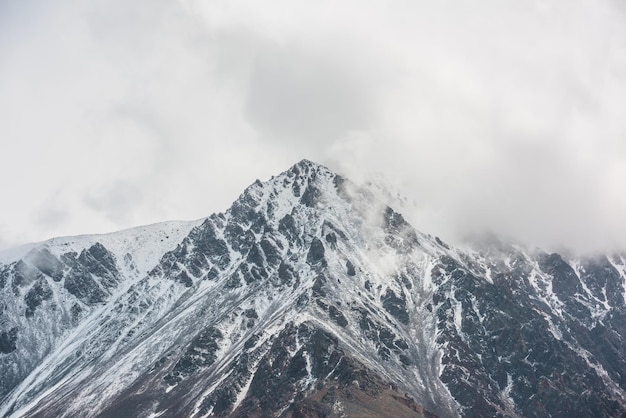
[77,244,119,291]
[229,188,261,224]
[246,244,264,269]
[346,260,356,276]
[328,305,349,327]
[224,273,242,289]
[323,220,349,242]
[435,236,450,250]
[249,213,267,237]
[0,266,8,289]
[230,321,430,418]
[64,264,108,305]
[277,261,297,286]
[279,214,299,243]
[296,293,309,309]
[383,207,419,253]
[204,266,220,281]
[240,326,314,412]
[432,250,626,418]
[292,181,301,197]
[169,221,231,279]
[24,279,53,317]
[237,262,265,285]
[260,239,281,266]
[381,288,409,325]
[224,223,253,254]
[307,238,327,268]
[175,271,193,288]
[80,244,118,276]
[164,326,223,386]
[538,253,583,299]
[209,387,237,416]
[312,274,326,298]
[301,184,322,207]
[384,206,409,232]
[244,308,258,319]
[396,273,413,290]
[0,327,18,354]
[60,251,78,266]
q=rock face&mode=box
[0,159,625,418]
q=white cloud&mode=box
[1,0,626,252]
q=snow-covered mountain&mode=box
[0,160,625,417]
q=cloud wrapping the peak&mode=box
[1,0,625,252]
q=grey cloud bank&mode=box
[1,0,625,253]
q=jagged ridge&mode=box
[0,160,625,418]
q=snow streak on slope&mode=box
[0,220,202,414]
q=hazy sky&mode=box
[1,0,626,252]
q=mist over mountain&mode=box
[0,160,625,417]
[3,0,626,254]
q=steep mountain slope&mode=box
[0,160,625,418]
[0,221,202,409]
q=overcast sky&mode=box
[1,0,626,252]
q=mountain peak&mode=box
[1,160,625,418]
[293,158,320,168]
[286,158,334,178]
